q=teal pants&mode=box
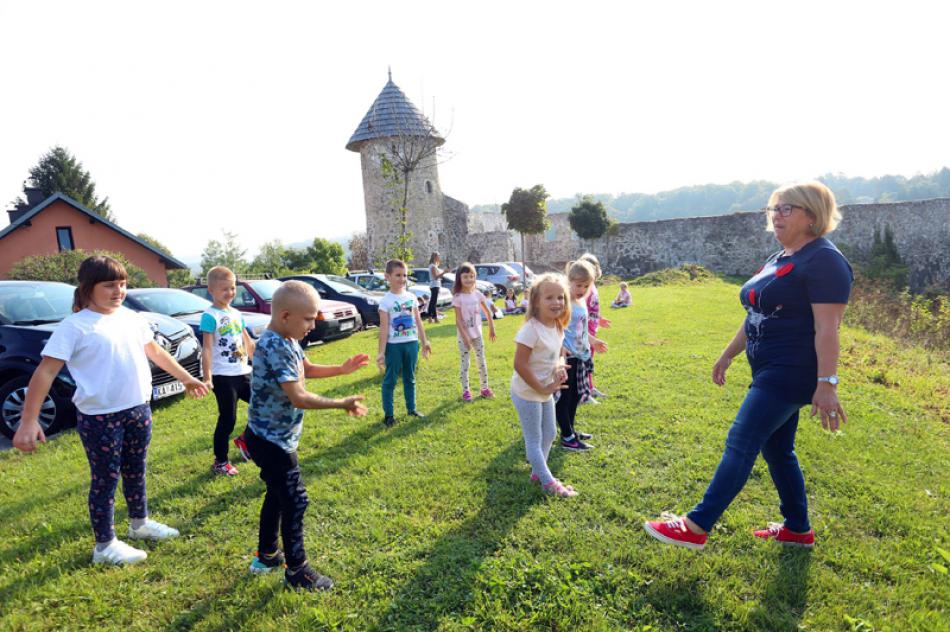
[382,341,419,416]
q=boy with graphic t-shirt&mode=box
[376,259,432,428]
[200,266,255,476]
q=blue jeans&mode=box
[381,341,419,416]
[687,386,810,533]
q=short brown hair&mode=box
[207,266,235,286]
[454,262,475,294]
[73,255,128,312]
[385,259,407,274]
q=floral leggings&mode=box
[76,403,152,543]
[457,336,489,392]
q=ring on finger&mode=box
[829,411,837,418]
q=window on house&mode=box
[425,180,433,194]
[56,227,74,251]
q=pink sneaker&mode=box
[530,473,540,483]
[461,390,473,402]
[753,522,815,547]
[212,461,238,476]
[643,512,708,550]
[543,479,578,498]
[480,387,495,398]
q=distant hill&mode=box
[470,168,950,222]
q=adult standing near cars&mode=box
[426,252,444,324]
[644,181,853,550]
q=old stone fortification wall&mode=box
[522,198,950,290]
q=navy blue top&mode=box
[739,237,853,404]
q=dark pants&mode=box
[76,403,152,543]
[555,357,583,438]
[687,386,810,533]
[381,341,419,416]
[245,428,309,568]
[426,286,440,320]
[212,373,251,462]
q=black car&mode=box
[123,288,270,341]
[279,274,382,328]
[0,281,203,440]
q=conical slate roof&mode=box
[346,74,445,152]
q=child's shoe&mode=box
[530,473,540,483]
[543,479,578,498]
[285,564,334,592]
[643,512,707,550]
[249,550,286,573]
[127,518,180,541]
[560,436,593,451]
[753,522,815,548]
[407,410,425,418]
[92,539,148,565]
[581,396,600,406]
[212,460,238,476]
[576,431,593,440]
[233,433,251,462]
[383,416,396,428]
[461,389,473,403]
[479,387,495,399]
[591,387,608,398]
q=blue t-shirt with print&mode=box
[247,329,305,453]
[739,237,853,403]
[563,301,591,361]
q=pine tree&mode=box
[19,146,114,221]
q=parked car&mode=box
[474,263,523,295]
[349,271,454,308]
[439,271,496,299]
[122,288,270,340]
[0,281,202,440]
[183,279,360,345]
[280,274,383,328]
[497,262,535,288]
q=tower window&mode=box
[425,180,433,194]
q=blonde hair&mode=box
[525,273,571,330]
[565,259,596,284]
[207,266,235,286]
[578,252,602,278]
[619,282,628,290]
[766,180,841,237]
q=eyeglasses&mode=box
[762,204,806,217]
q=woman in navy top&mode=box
[644,181,853,550]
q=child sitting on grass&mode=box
[611,282,632,308]
[243,280,369,591]
[511,273,575,497]
[504,287,525,315]
[452,262,496,402]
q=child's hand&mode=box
[203,379,214,391]
[592,338,608,353]
[376,353,386,372]
[341,395,368,417]
[543,374,568,394]
[422,341,432,359]
[341,354,370,374]
[185,377,210,398]
[598,317,612,329]
[488,327,496,343]
[12,419,46,453]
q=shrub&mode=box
[630,264,715,286]
[9,249,156,288]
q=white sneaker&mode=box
[581,396,600,406]
[92,539,148,565]
[128,518,180,540]
[591,388,608,399]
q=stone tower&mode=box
[346,71,447,266]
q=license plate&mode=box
[339,320,354,331]
[153,381,185,400]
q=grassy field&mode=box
[1,278,947,631]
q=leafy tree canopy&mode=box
[569,196,613,241]
[200,231,247,276]
[501,185,549,235]
[18,146,114,221]
[10,249,154,288]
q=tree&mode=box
[136,232,193,287]
[200,231,247,276]
[249,240,292,278]
[348,232,369,270]
[10,249,154,288]
[501,185,550,283]
[307,238,348,275]
[283,247,312,272]
[569,196,614,250]
[866,226,908,289]
[16,146,114,221]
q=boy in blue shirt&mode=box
[244,281,368,591]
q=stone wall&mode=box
[522,198,950,290]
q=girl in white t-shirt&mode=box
[510,273,577,497]
[452,262,496,402]
[13,256,209,566]
[504,287,525,315]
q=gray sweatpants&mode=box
[511,390,557,486]
[458,335,489,391]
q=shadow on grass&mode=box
[749,547,812,630]
[369,441,540,631]
[163,572,281,632]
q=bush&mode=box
[630,264,716,287]
[9,249,156,288]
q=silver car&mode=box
[474,263,524,295]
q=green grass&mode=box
[1,279,947,631]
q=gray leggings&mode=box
[511,391,557,486]
[458,335,489,391]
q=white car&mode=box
[348,272,453,309]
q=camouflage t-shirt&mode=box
[248,329,305,453]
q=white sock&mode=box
[130,517,147,530]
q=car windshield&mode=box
[128,290,211,316]
[0,283,74,325]
[247,280,283,301]
[358,275,388,291]
[323,275,366,293]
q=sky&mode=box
[1,1,948,262]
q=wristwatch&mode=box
[817,375,839,386]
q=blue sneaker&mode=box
[249,550,285,574]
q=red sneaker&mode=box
[643,512,708,550]
[753,522,815,547]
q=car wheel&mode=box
[0,375,73,440]
[494,284,508,296]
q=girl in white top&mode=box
[426,252,444,324]
[13,256,209,566]
[611,282,632,308]
[452,262,496,402]
[510,273,577,497]
[504,287,525,314]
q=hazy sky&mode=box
[1,1,947,261]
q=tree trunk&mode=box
[520,231,526,291]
